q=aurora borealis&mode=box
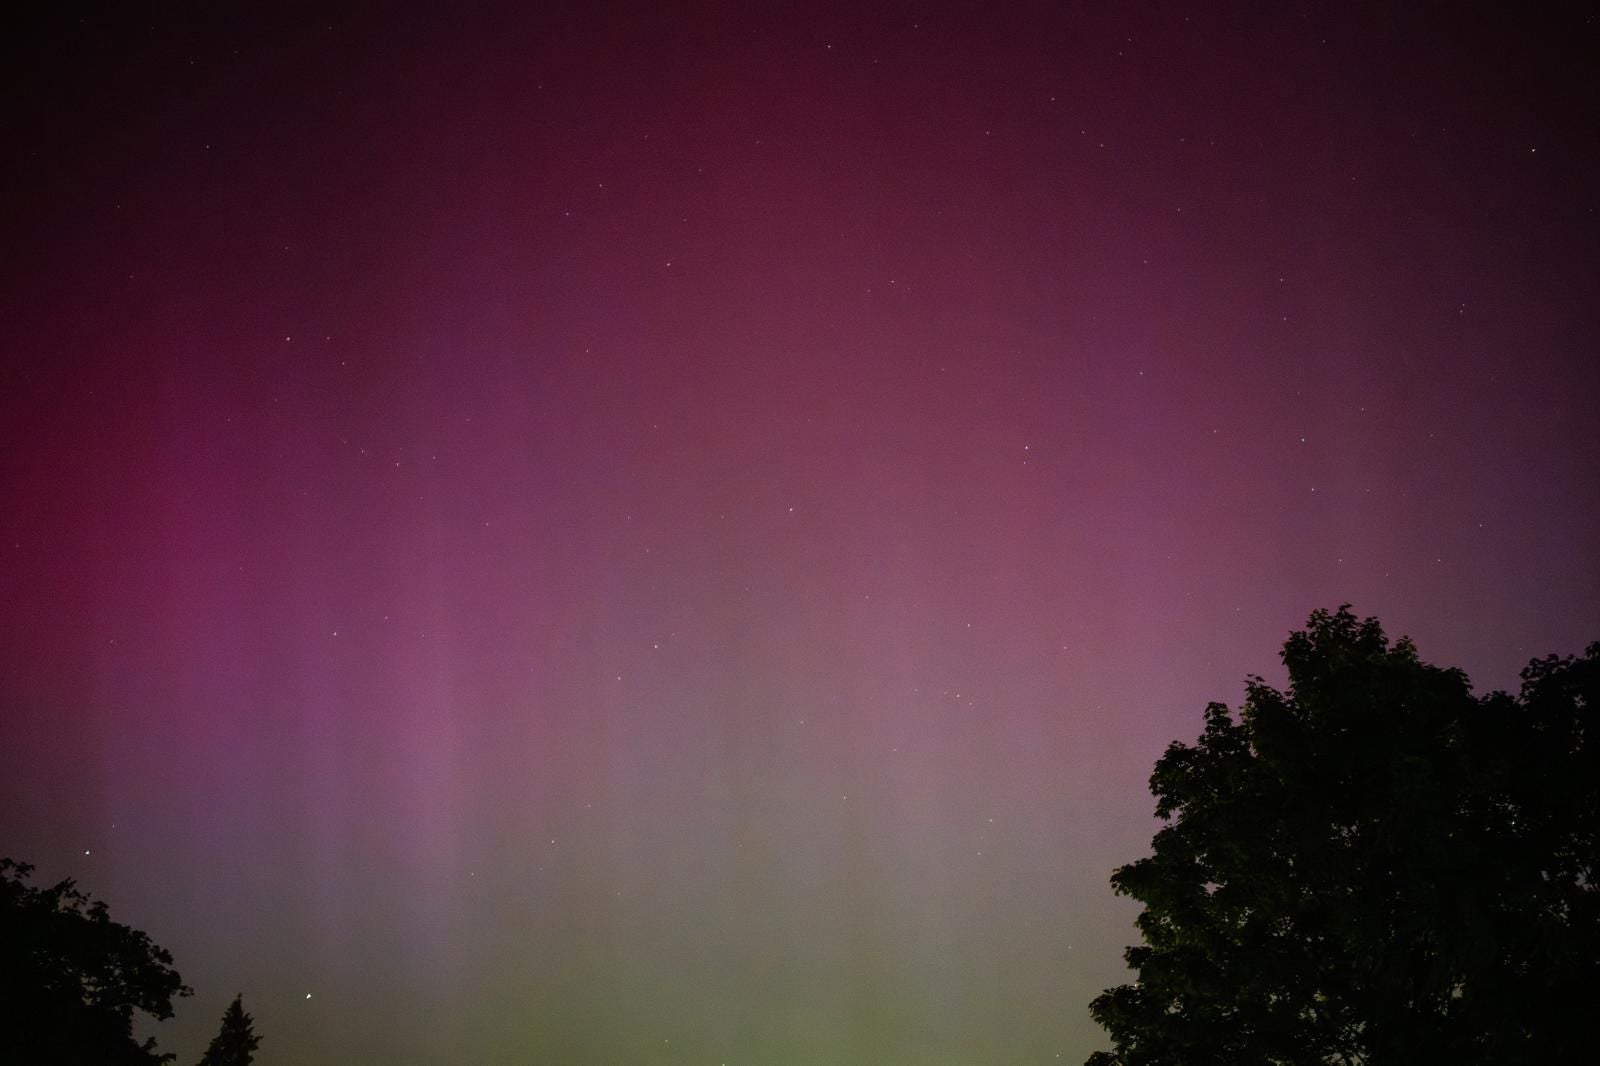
[2,4,1597,1063]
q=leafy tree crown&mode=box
[1,857,192,1064]
[1087,607,1598,1065]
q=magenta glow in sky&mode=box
[2,4,1597,1063]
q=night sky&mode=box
[2,4,1597,1063]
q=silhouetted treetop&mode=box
[1086,606,1598,1065]
[1,857,191,1064]
[196,993,260,1066]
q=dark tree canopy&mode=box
[196,994,260,1066]
[1,857,192,1065]
[1087,607,1598,1065]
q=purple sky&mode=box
[2,4,1597,1063]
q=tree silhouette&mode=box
[1087,607,1598,1065]
[196,994,260,1066]
[1,857,192,1064]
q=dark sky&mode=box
[2,4,1596,1063]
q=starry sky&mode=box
[2,4,1597,1063]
